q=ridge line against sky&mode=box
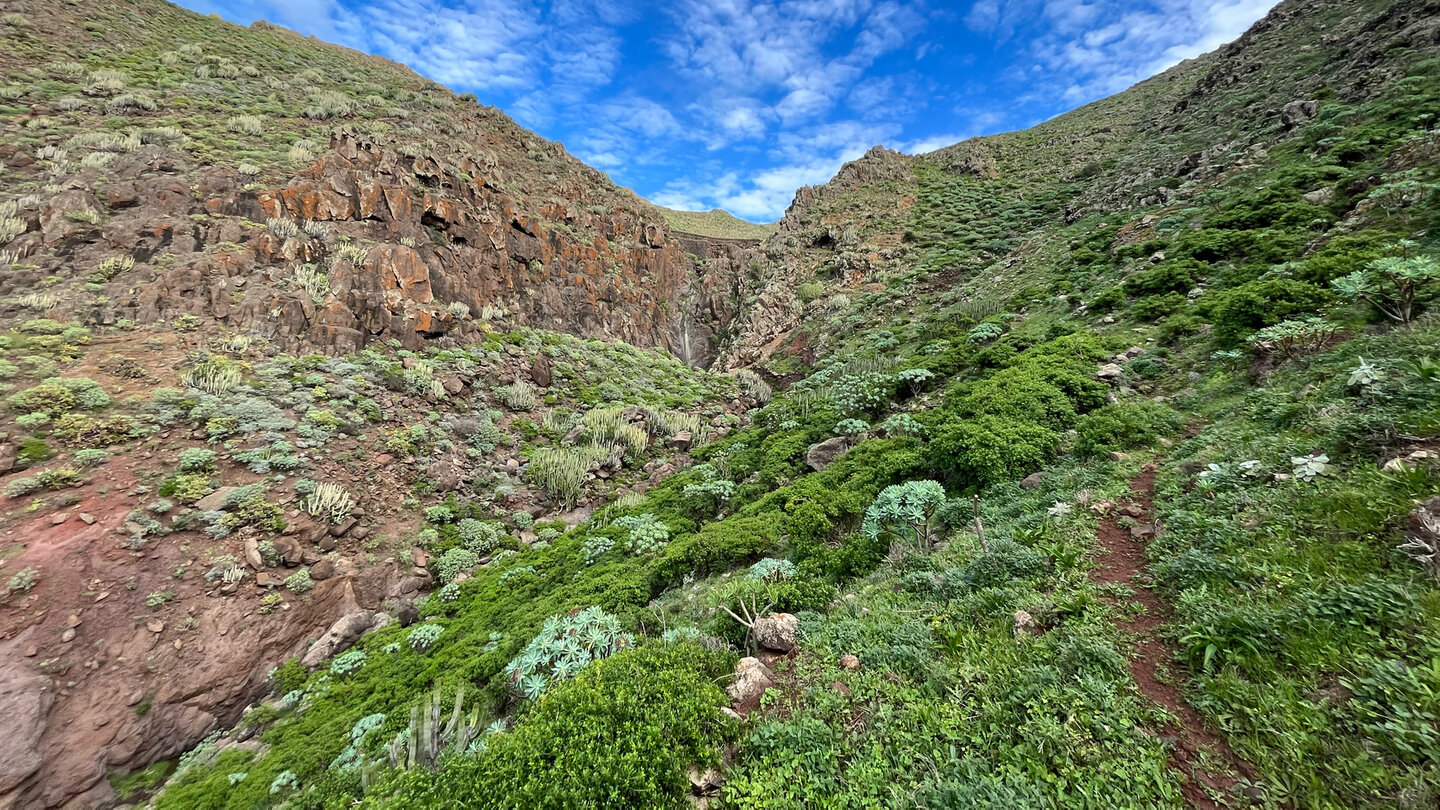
[177,0,1280,222]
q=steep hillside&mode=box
[0,0,761,368]
[1,0,1439,809]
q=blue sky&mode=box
[176,0,1278,221]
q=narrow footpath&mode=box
[1091,464,1260,808]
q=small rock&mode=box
[66,614,81,628]
[1131,523,1157,540]
[669,430,693,450]
[1019,471,1044,491]
[61,629,76,643]
[410,547,429,568]
[329,518,358,538]
[310,559,335,580]
[146,620,164,634]
[243,537,264,570]
[1013,610,1037,637]
[689,766,725,796]
[318,535,338,552]
[78,513,95,525]
[23,645,37,657]
[1108,451,1130,462]
[255,572,278,588]
[125,690,144,706]
[50,514,68,525]
[1096,363,1125,381]
[350,526,371,541]
[840,654,860,670]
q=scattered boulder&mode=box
[310,559,336,580]
[805,437,850,472]
[840,654,860,670]
[1280,99,1319,128]
[529,354,552,387]
[274,536,303,566]
[727,657,777,709]
[753,613,799,653]
[243,536,264,570]
[1095,363,1125,382]
[194,485,240,511]
[1020,471,1045,490]
[300,611,375,669]
[668,430,693,450]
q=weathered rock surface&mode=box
[805,437,850,472]
[753,613,799,653]
[300,611,376,669]
[727,657,777,711]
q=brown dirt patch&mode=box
[1091,465,1259,808]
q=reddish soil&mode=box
[1091,465,1259,809]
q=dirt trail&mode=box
[1091,465,1259,809]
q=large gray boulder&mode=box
[805,437,850,472]
[300,611,374,669]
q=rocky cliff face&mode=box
[4,126,756,367]
[0,0,762,370]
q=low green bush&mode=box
[389,642,736,808]
[1073,402,1185,457]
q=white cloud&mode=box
[967,0,1279,103]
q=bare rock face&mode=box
[727,657,777,712]
[300,611,376,669]
[753,613,799,654]
[805,437,850,472]
[24,129,762,367]
[0,668,50,794]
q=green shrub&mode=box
[3,466,82,498]
[612,513,670,554]
[158,473,216,502]
[17,439,50,465]
[1122,260,1199,296]
[503,606,633,699]
[1206,278,1332,345]
[51,413,141,446]
[394,642,734,808]
[951,369,1077,430]
[1073,402,1185,457]
[178,448,218,472]
[7,377,110,415]
[1129,292,1188,321]
[930,415,1059,487]
[435,547,479,581]
[861,480,946,554]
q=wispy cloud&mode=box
[177,0,1277,221]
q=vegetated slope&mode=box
[658,208,778,242]
[0,0,761,368]
[2,1,1440,809]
